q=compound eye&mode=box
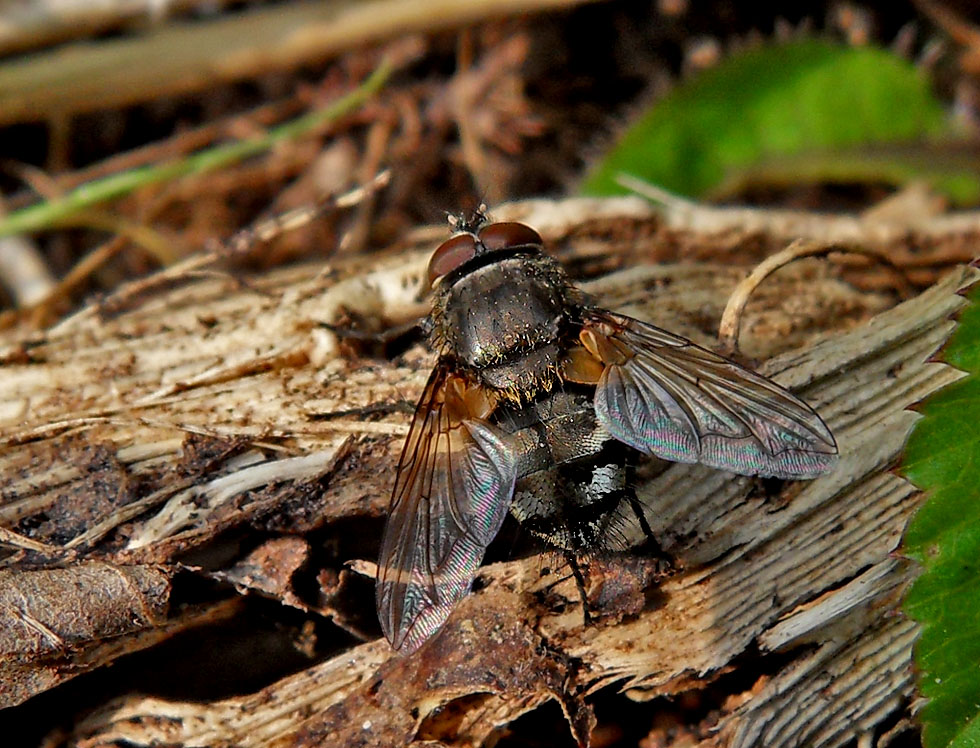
[427,233,477,286]
[478,222,543,251]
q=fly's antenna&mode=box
[445,210,465,233]
[470,201,490,230]
[446,202,490,235]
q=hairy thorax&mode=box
[431,254,575,396]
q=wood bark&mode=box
[0,196,975,747]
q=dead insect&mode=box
[376,210,838,652]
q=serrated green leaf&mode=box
[580,40,972,201]
[903,281,980,748]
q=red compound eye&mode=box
[477,222,543,251]
[427,233,477,286]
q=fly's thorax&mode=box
[429,253,577,396]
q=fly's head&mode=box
[423,212,564,352]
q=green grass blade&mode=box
[0,58,392,240]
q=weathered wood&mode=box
[0,196,973,746]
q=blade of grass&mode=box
[0,58,392,240]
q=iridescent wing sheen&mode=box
[583,309,838,479]
[376,363,518,653]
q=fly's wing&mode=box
[580,310,838,479]
[376,364,518,653]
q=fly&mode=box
[375,209,838,652]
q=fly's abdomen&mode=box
[498,390,641,553]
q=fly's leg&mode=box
[627,496,673,570]
[563,551,594,626]
[320,316,422,359]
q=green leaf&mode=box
[581,40,968,201]
[903,280,980,748]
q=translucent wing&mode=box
[376,364,518,653]
[582,309,838,478]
